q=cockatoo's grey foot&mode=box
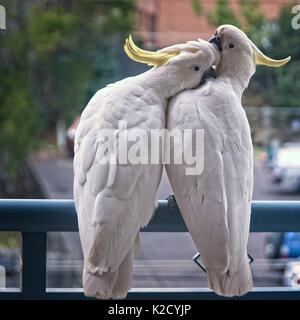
[167,195,181,215]
[193,252,254,273]
[192,252,207,273]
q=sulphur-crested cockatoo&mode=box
[165,25,290,297]
[73,36,220,299]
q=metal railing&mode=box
[1,199,300,300]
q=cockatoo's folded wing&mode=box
[166,87,230,273]
[74,89,161,277]
[166,82,253,295]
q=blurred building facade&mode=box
[137,0,292,47]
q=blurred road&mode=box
[31,156,300,288]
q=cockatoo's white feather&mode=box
[166,25,289,297]
[74,78,165,299]
[166,75,253,297]
[74,38,220,299]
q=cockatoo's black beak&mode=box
[199,67,217,86]
[208,36,222,52]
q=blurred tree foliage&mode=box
[208,0,241,28]
[0,0,135,176]
[260,4,300,108]
[192,0,265,37]
[190,0,203,16]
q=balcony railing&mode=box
[0,199,300,300]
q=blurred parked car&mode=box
[265,232,300,271]
[268,142,300,189]
[264,233,284,260]
[283,261,300,288]
[66,117,80,157]
[280,233,300,258]
[0,249,19,276]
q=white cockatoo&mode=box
[73,36,220,299]
[165,25,290,297]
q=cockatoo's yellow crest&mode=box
[252,43,290,67]
[124,35,179,67]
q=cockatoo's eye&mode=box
[194,65,201,71]
[229,43,235,49]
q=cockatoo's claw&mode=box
[247,253,254,265]
[167,195,181,216]
[193,252,254,273]
[192,252,207,273]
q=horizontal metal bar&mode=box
[47,287,300,300]
[1,199,300,232]
[250,201,300,232]
[1,288,300,300]
[0,289,21,300]
[1,199,300,300]
[83,287,300,300]
[0,199,78,232]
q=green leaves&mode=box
[190,0,265,32]
[208,0,240,28]
[28,6,78,56]
[271,62,300,108]
[239,0,265,35]
[253,4,300,108]
[0,86,39,163]
[191,0,202,16]
[0,0,136,169]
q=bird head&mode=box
[209,24,290,78]
[124,35,220,90]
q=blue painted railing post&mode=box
[21,232,47,299]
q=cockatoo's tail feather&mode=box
[207,253,253,297]
[83,247,133,300]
